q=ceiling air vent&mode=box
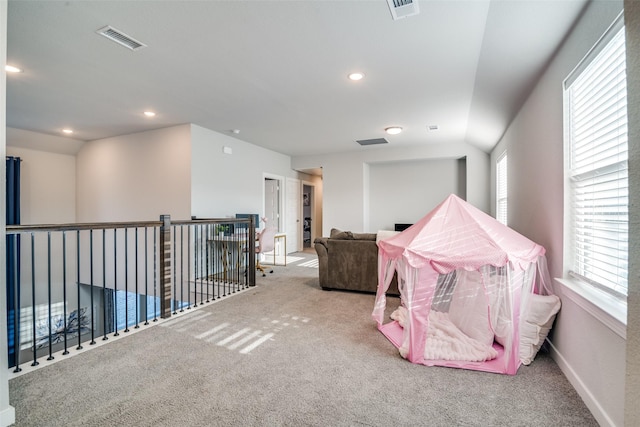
[357,138,389,146]
[96,26,147,51]
[386,0,419,20]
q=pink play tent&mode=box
[372,194,559,375]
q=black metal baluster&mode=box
[172,226,177,314]
[62,231,69,355]
[153,226,158,322]
[180,225,184,312]
[229,226,233,293]
[89,230,96,345]
[135,227,140,328]
[200,223,204,305]
[234,227,239,292]
[206,224,210,303]
[223,224,228,297]
[222,224,226,297]
[113,229,119,336]
[193,225,198,308]
[30,233,39,366]
[218,224,222,298]
[47,232,54,360]
[102,229,108,341]
[221,225,227,297]
[244,222,248,289]
[233,225,237,291]
[235,225,240,291]
[210,224,215,300]
[76,230,82,350]
[224,224,227,296]
[187,225,192,309]
[213,224,219,299]
[144,227,149,325]
[12,233,22,372]
[124,228,129,333]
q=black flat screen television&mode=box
[394,223,412,232]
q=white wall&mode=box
[368,158,461,231]
[292,141,489,235]
[76,125,192,222]
[5,146,76,224]
[190,124,312,236]
[0,0,15,423]
[490,1,625,425]
[191,124,297,218]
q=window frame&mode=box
[562,12,628,309]
[496,151,508,225]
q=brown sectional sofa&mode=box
[314,228,399,295]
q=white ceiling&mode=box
[5,0,588,157]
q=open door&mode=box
[264,177,281,231]
[286,177,300,253]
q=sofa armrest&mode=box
[314,238,329,287]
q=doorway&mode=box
[303,184,314,248]
[264,177,281,231]
[285,177,301,253]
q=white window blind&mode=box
[565,20,628,298]
[496,153,508,225]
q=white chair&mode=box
[256,226,276,276]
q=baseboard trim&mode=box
[547,339,618,427]
[0,405,15,427]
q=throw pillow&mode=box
[330,228,353,240]
[447,269,494,347]
[519,293,561,365]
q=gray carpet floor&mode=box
[9,252,597,426]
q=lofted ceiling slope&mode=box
[6,0,588,156]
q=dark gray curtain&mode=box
[6,156,21,368]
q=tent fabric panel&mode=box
[377,194,545,273]
[399,262,440,364]
[372,257,398,326]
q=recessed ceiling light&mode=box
[231,129,240,134]
[385,126,403,135]
[348,72,365,81]
[143,111,156,117]
[62,129,73,134]
[5,65,22,73]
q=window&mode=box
[564,15,628,299]
[496,152,508,225]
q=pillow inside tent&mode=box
[519,293,561,365]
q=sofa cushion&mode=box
[352,232,377,241]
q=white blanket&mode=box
[391,306,498,362]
